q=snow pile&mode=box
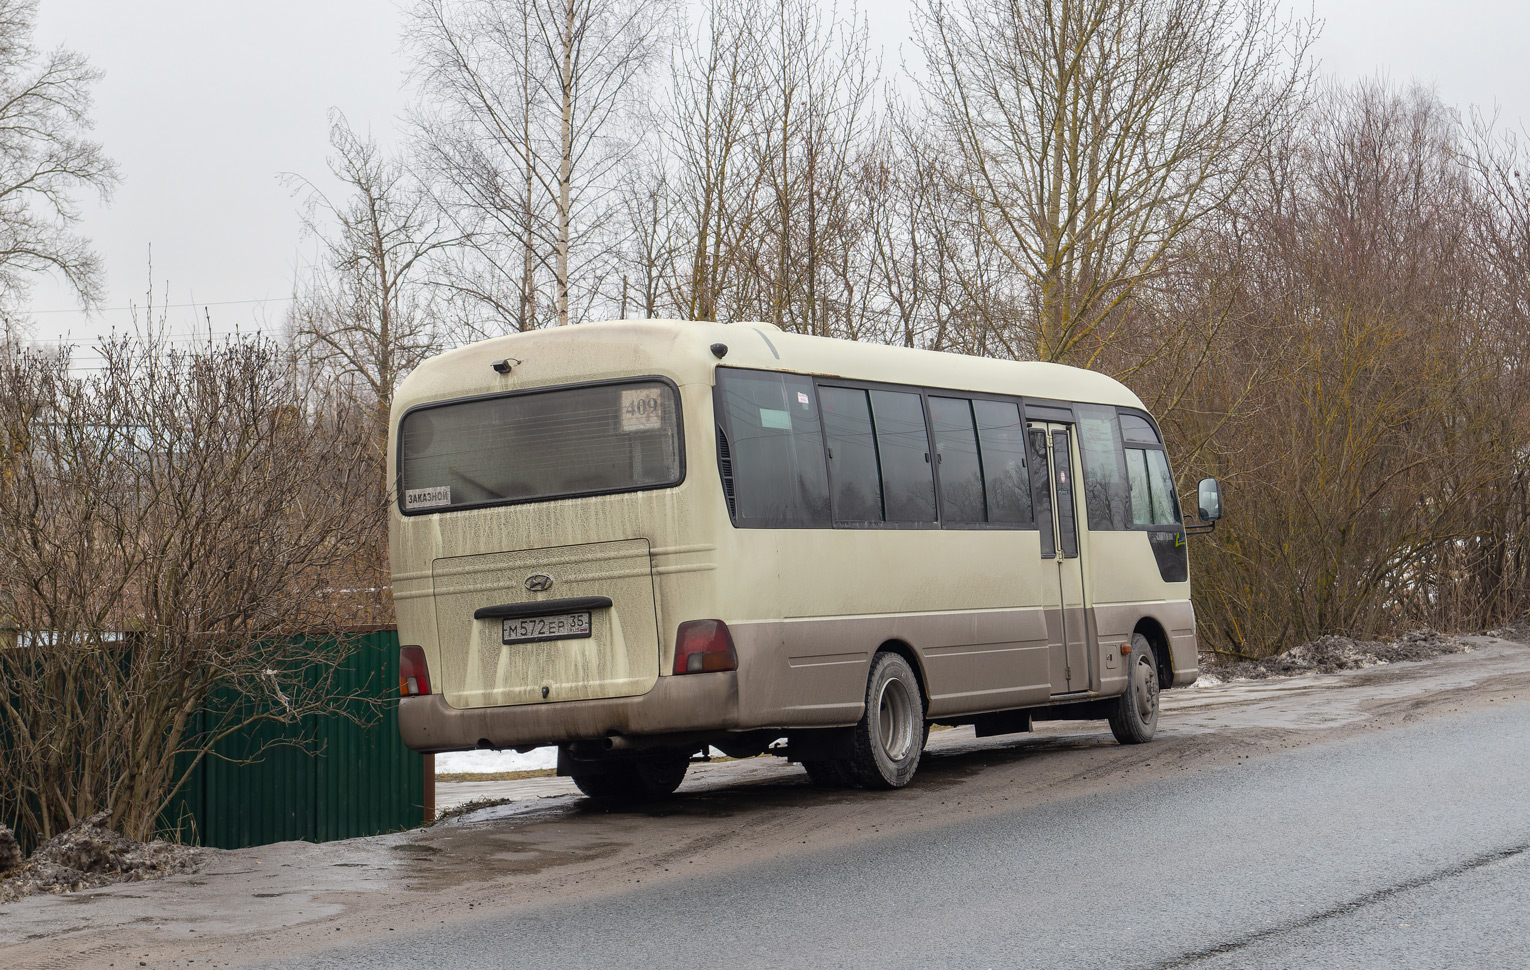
[0,811,203,903]
[0,823,22,872]
[1487,620,1530,644]
[436,747,557,775]
[1202,628,1472,682]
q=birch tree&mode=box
[407,0,670,331]
[285,112,452,435]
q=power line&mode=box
[28,297,296,315]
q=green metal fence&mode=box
[162,628,430,849]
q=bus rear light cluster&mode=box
[400,645,432,696]
[674,620,738,674]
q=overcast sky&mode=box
[26,0,1530,356]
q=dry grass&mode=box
[435,768,557,783]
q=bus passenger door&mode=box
[1027,423,1089,695]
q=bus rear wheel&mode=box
[570,750,689,802]
[1108,633,1160,744]
[801,758,856,787]
[847,652,925,789]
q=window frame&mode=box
[395,374,687,517]
[715,369,1191,537]
[1116,406,1182,532]
[815,378,939,529]
[943,391,1038,531]
[713,367,832,529]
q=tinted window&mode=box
[1126,447,1180,526]
[870,389,936,522]
[975,401,1032,524]
[1119,413,1161,444]
[930,397,985,524]
[398,380,681,513]
[821,386,883,522]
[1076,405,1130,530]
[1029,429,1054,557]
[1052,430,1079,558]
[714,368,830,527]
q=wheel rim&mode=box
[1133,653,1160,721]
[877,676,915,762]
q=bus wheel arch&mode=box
[874,639,930,714]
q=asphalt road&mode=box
[6,639,1529,970]
[258,700,1530,970]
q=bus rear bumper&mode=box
[398,671,741,753]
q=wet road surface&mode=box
[256,702,1530,970]
[4,637,1529,969]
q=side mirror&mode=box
[1197,478,1223,523]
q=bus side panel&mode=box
[727,529,1055,724]
[1087,532,1197,688]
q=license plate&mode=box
[501,612,592,644]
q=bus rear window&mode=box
[397,380,682,513]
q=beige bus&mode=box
[390,320,1222,799]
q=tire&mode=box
[570,750,689,802]
[1109,633,1161,744]
[801,758,855,787]
[846,652,925,789]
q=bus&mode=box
[389,320,1222,799]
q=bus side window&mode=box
[974,401,1032,525]
[929,397,986,524]
[1028,429,1055,557]
[870,389,936,523]
[1125,448,1180,526]
[820,386,885,523]
[1075,405,1130,530]
[714,368,831,528]
[1119,410,1181,527]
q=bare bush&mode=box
[0,334,387,845]
[1167,82,1530,656]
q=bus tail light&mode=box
[400,645,432,696]
[674,620,737,674]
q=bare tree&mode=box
[658,0,766,322]
[0,0,118,320]
[612,156,675,319]
[913,0,1314,364]
[406,0,671,331]
[747,0,878,336]
[285,111,453,435]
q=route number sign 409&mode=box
[620,388,664,431]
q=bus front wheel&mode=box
[1108,633,1160,744]
[847,652,926,789]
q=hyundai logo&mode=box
[524,574,554,593]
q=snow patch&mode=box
[436,748,557,774]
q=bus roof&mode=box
[394,319,1147,417]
